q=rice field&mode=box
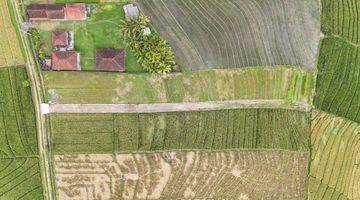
[0,67,38,158]
[0,0,24,67]
[44,66,315,104]
[321,0,360,45]
[49,108,310,154]
[55,150,308,199]
[0,158,43,199]
[136,0,320,71]
[308,110,360,199]
[315,37,359,123]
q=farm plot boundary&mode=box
[55,149,308,199]
[308,110,360,199]
[49,108,310,154]
[44,66,315,104]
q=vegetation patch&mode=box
[44,66,315,104]
[136,0,320,71]
[0,0,25,67]
[308,110,360,199]
[0,67,38,158]
[49,108,310,154]
[55,150,307,199]
[0,158,43,199]
[314,37,359,123]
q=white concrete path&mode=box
[46,100,311,114]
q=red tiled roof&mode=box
[52,30,68,47]
[27,4,65,20]
[52,51,79,71]
[96,49,125,72]
[65,3,86,20]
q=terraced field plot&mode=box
[55,150,307,199]
[0,67,38,158]
[44,66,314,104]
[0,158,43,199]
[49,108,309,154]
[136,0,320,71]
[0,0,24,67]
[309,110,360,199]
[321,0,360,45]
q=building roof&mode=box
[27,4,65,20]
[65,3,86,20]
[123,4,139,20]
[52,30,69,47]
[52,51,80,71]
[96,49,125,72]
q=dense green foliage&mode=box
[321,0,360,45]
[44,66,314,104]
[0,67,38,157]
[0,158,43,199]
[50,108,309,154]
[28,28,45,60]
[121,15,175,74]
[309,110,359,199]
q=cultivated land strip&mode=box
[309,110,360,199]
[47,99,311,114]
[136,0,320,71]
[49,108,310,153]
[44,66,315,104]
[54,150,308,199]
[9,0,54,199]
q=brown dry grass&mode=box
[55,149,307,199]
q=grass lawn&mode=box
[37,3,143,72]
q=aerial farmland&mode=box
[0,0,359,200]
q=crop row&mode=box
[49,108,310,154]
[314,37,359,123]
[0,67,38,157]
[54,150,308,199]
[308,110,360,199]
[44,66,315,104]
[0,0,24,67]
[322,0,360,44]
[0,158,43,199]
[136,0,320,71]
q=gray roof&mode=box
[123,4,139,20]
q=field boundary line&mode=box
[46,100,311,114]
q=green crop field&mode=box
[35,3,142,72]
[0,67,38,158]
[49,108,310,154]
[309,110,360,199]
[321,0,360,45]
[0,158,43,199]
[136,0,320,71]
[44,66,314,104]
[314,38,359,123]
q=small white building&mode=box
[143,27,151,36]
[123,4,139,20]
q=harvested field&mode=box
[136,0,320,71]
[0,0,24,67]
[44,66,315,104]
[308,110,360,199]
[314,38,359,123]
[322,0,360,45]
[55,150,308,199]
[49,108,310,154]
[0,67,38,158]
[0,158,43,199]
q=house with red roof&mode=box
[52,51,80,71]
[27,3,86,21]
[52,30,69,47]
[96,49,125,72]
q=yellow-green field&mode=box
[0,0,24,67]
